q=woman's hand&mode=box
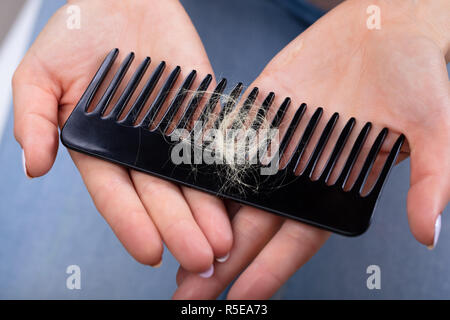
[13,0,233,274]
[174,0,450,299]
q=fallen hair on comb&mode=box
[61,49,405,236]
[167,86,277,195]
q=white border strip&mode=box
[0,0,42,141]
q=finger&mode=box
[172,206,283,300]
[176,266,188,287]
[12,62,61,178]
[407,121,450,248]
[171,73,232,260]
[182,187,233,260]
[56,81,164,267]
[224,199,242,218]
[227,220,329,299]
[130,170,214,273]
[70,151,164,266]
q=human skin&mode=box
[174,0,450,299]
[12,0,234,275]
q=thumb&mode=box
[407,121,450,248]
[12,58,60,178]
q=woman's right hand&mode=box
[13,0,233,275]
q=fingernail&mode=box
[151,260,162,268]
[216,252,230,263]
[21,149,32,179]
[428,214,442,250]
[198,265,214,278]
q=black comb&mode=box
[61,49,405,236]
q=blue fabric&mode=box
[274,0,325,26]
[0,0,449,299]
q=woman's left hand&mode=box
[173,0,450,299]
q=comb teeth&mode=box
[62,49,406,237]
[270,98,291,129]
[258,98,291,161]
[319,117,355,182]
[78,48,119,112]
[120,61,166,125]
[287,107,323,171]
[140,66,181,129]
[351,127,388,193]
[197,78,227,124]
[158,70,197,133]
[190,78,227,136]
[251,92,275,131]
[93,52,135,116]
[335,122,372,188]
[302,112,339,177]
[107,56,151,120]
[230,87,259,129]
[278,103,306,159]
[175,74,213,130]
[213,82,244,129]
[368,133,405,197]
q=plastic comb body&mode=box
[61,49,405,236]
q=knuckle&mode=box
[254,261,284,289]
[138,174,175,199]
[282,221,327,252]
[233,213,265,243]
[140,178,161,198]
[91,177,125,213]
[162,218,190,241]
[232,208,281,244]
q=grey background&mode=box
[0,0,448,299]
[0,0,26,43]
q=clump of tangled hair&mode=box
[168,86,280,195]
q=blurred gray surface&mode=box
[0,0,449,299]
[0,0,26,43]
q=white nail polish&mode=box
[198,265,214,278]
[428,214,441,250]
[21,149,32,179]
[151,260,162,268]
[216,252,230,263]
